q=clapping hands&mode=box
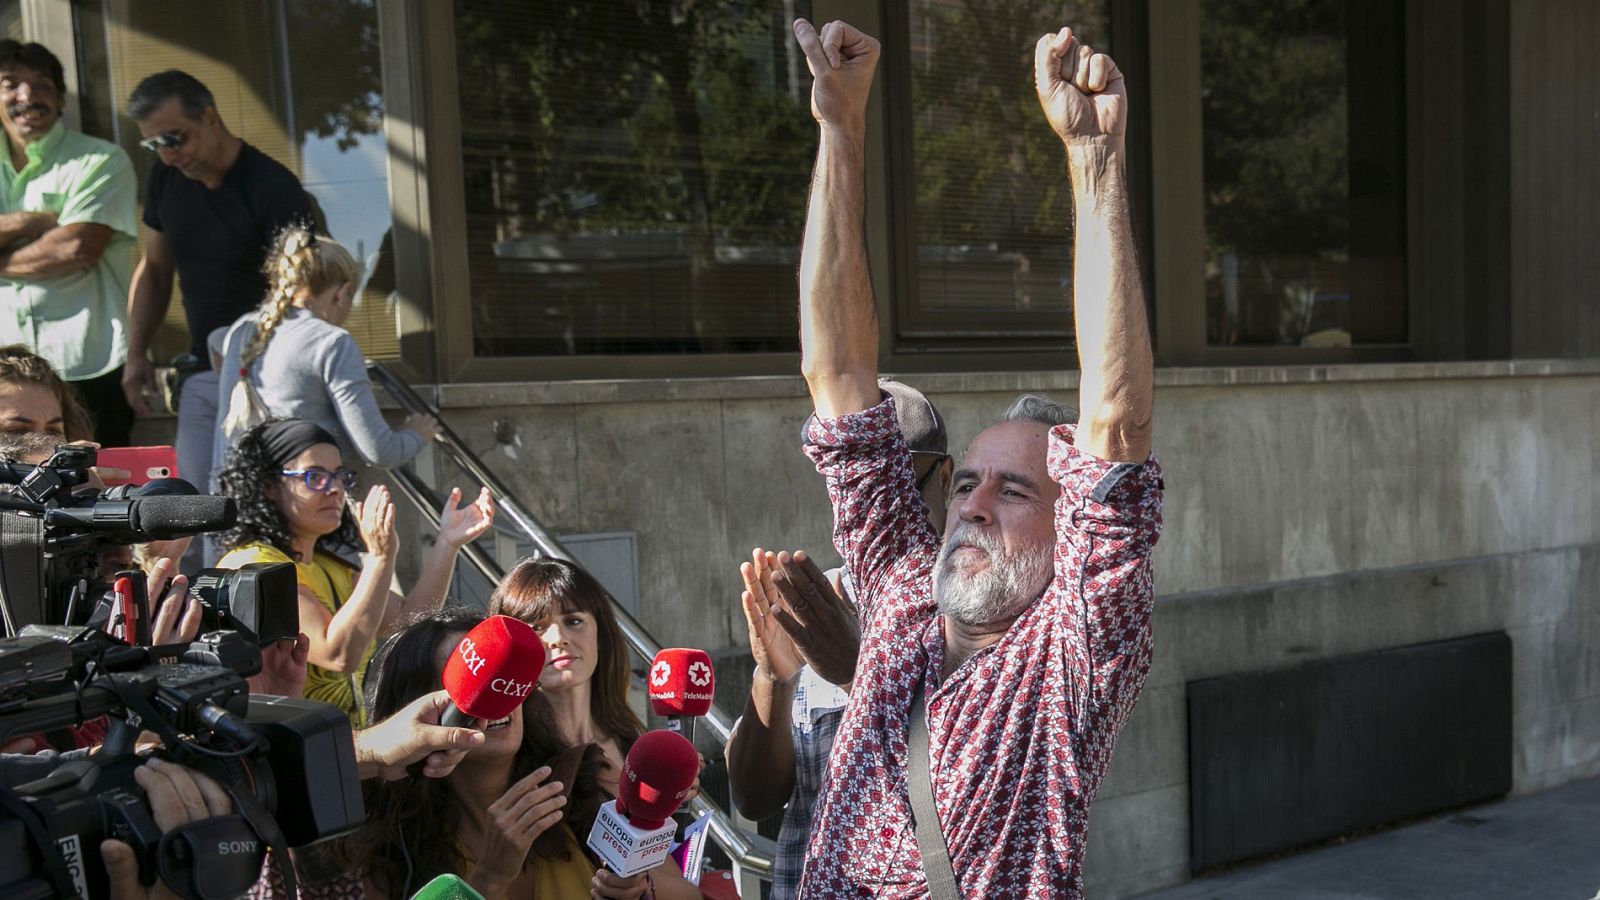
[437,486,495,548]
[740,549,861,688]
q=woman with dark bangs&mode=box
[489,557,703,898]
[489,557,645,796]
[350,610,701,899]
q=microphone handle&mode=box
[667,715,696,746]
[440,704,481,729]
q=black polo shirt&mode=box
[142,142,314,363]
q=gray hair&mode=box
[1001,393,1077,427]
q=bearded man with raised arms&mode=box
[790,16,1162,898]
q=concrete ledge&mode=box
[425,358,1600,408]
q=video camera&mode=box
[0,625,365,899]
[0,444,298,646]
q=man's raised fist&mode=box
[1034,27,1126,144]
[794,18,880,129]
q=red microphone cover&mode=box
[617,729,700,829]
[647,647,715,718]
[441,615,545,721]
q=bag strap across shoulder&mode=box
[908,682,960,898]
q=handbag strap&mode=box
[908,683,960,898]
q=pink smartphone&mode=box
[97,445,179,486]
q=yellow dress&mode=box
[530,826,598,897]
[458,823,596,897]
[217,542,369,727]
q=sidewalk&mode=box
[1137,776,1600,900]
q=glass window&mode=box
[1201,0,1406,348]
[899,0,1112,346]
[0,3,21,40]
[455,1,817,357]
[71,0,398,362]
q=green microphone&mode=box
[410,874,485,899]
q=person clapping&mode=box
[217,419,493,726]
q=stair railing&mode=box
[366,361,773,888]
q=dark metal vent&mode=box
[1187,631,1512,872]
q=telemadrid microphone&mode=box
[586,729,700,877]
[647,647,715,742]
[409,874,485,899]
[439,614,545,729]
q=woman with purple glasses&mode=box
[217,418,494,725]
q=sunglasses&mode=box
[281,466,359,493]
[138,131,184,154]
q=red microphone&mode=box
[440,615,545,728]
[586,729,699,876]
[647,647,714,742]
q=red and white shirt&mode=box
[798,398,1163,898]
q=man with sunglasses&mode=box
[120,70,315,565]
[0,40,139,446]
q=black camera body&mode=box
[0,627,364,900]
[190,563,301,647]
[0,447,361,898]
[0,444,300,648]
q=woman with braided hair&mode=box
[210,224,437,489]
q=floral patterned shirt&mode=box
[797,398,1163,898]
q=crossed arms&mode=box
[0,210,114,279]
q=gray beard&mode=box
[931,522,1053,627]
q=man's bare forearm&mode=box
[126,259,174,359]
[0,224,110,280]
[1069,140,1153,462]
[798,125,881,419]
[0,211,56,247]
[724,668,797,820]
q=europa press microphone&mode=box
[647,647,715,742]
[439,614,545,728]
[586,729,700,877]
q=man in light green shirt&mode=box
[0,39,137,444]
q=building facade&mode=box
[7,0,1596,895]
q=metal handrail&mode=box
[368,361,772,880]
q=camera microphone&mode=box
[45,494,237,540]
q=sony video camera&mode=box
[0,625,364,899]
[0,444,298,646]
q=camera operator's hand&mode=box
[355,485,398,560]
[101,758,232,900]
[138,537,190,576]
[247,632,310,699]
[145,557,200,646]
[353,688,487,780]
